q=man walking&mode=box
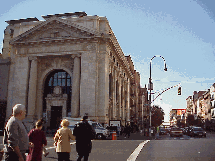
[73,116,96,161]
[124,123,131,138]
[3,104,34,161]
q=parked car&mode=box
[186,126,196,136]
[68,125,75,133]
[189,127,206,137]
[90,121,109,139]
[60,117,109,139]
[170,127,183,137]
[183,127,189,135]
[166,127,171,133]
[159,128,168,135]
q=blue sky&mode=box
[1,0,215,121]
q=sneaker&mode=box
[44,152,49,157]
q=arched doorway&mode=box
[43,70,72,130]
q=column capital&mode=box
[29,56,37,61]
[71,53,81,59]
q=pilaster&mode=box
[27,56,38,120]
[80,52,97,117]
[112,67,116,120]
[7,55,29,119]
[71,55,81,117]
[127,79,130,122]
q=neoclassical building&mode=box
[1,12,146,130]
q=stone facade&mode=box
[1,12,145,130]
[0,58,10,129]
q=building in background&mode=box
[170,109,186,127]
[0,12,146,131]
[185,85,215,130]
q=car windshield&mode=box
[193,127,203,131]
[92,123,104,129]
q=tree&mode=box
[186,114,195,126]
[151,105,165,127]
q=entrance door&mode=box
[50,106,62,130]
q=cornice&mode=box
[107,32,133,80]
[12,37,100,47]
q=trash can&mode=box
[112,131,117,140]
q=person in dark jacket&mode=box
[124,123,131,138]
[73,116,96,161]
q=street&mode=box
[137,132,215,161]
[1,132,215,161]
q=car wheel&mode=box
[96,134,103,139]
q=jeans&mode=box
[77,153,89,161]
[5,151,26,161]
[57,152,70,161]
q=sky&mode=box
[1,0,215,122]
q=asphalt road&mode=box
[1,132,215,161]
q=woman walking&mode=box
[26,119,47,161]
[54,119,75,161]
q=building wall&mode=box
[0,58,10,128]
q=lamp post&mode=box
[149,55,167,137]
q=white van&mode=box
[62,117,109,139]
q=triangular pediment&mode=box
[10,17,100,44]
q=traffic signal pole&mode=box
[151,83,181,104]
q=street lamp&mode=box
[148,55,167,137]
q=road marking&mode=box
[46,142,76,150]
[127,140,150,161]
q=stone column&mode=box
[109,68,113,120]
[118,76,122,120]
[112,68,116,120]
[27,57,37,119]
[121,79,125,125]
[6,57,15,119]
[127,79,130,122]
[71,55,80,117]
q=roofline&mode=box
[6,17,39,25]
[41,12,87,19]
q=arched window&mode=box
[43,70,72,113]
[47,70,72,94]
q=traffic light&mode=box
[178,87,181,95]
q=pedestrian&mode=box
[73,116,96,161]
[3,104,34,161]
[124,123,131,138]
[37,119,49,157]
[26,119,48,161]
[0,149,4,161]
[54,119,75,161]
[117,125,121,136]
[120,125,124,136]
